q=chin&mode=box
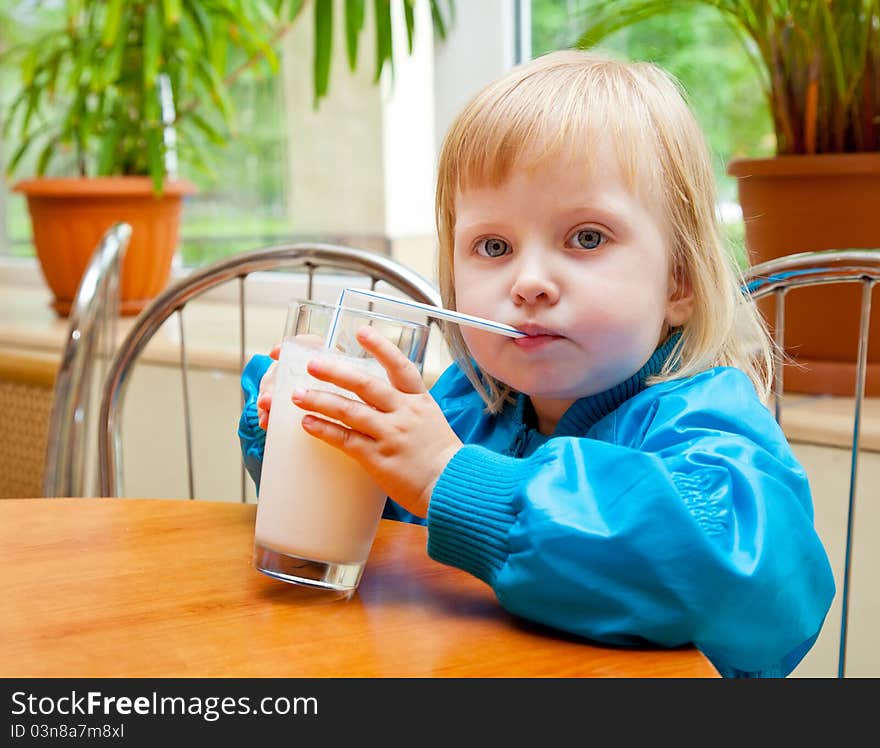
[500,376,571,399]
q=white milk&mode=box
[254,340,388,564]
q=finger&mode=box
[356,326,426,394]
[301,413,374,459]
[257,396,270,430]
[292,387,382,438]
[305,358,399,412]
[259,362,277,396]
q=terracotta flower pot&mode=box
[14,177,197,317]
[728,154,880,396]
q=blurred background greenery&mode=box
[2,0,773,266]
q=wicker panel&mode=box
[0,379,53,498]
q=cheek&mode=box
[453,278,481,315]
[460,329,501,371]
[576,288,668,345]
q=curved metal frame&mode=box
[97,242,443,503]
[43,222,132,497]
[744,248,880,678]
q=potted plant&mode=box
[2,1,451,316]
[575,0,880,396]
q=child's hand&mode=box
[291,325,462,517]
[256,343,281,430]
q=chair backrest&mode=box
[744,248,880,678]
[43,222,131,497]
[96,242,443,503]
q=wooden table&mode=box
[0,498,718,677]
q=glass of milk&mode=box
[253,299,430,595]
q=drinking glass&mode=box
[253,299,429,595]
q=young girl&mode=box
[239,50,834,677]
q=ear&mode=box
[665,265,695,328]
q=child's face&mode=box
[452,144,693,421]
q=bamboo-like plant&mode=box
[1,0,452,190]
[574,0,880,155]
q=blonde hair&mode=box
[435,49,772,412]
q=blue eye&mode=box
[476,238,511,257]
[571,229,604,250]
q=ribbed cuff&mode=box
[427,445,530,586]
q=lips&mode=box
[512,323,564,349]
[515,323,560,337]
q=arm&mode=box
[286,332,834,676]
[428,370,835,677]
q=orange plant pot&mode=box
[14,177,197,317]
[728,154,880,397]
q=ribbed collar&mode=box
[514,332,682,438]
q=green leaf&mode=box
[163,0,183,25]
[188,111,228,144]
[373,0,393,83]
[2,87,30,139]
[66,0,84,29]
[194,56,234,125]
[100,12,131,88]
[144,81,161,125]
[429,0,448,40]
[20,46,39,86]
[44,47,65,97]
[144,90,165,189]
[70,35,99,91]
[178,134,217,179]
[5,134,36,178]
[251,1,282,29]
[143,3,163,90]
[101,0,125,47]
[345,0,366,70]
[21,85,42,136]
[182,0,212,48]
[96,120,123,176]
[288,0,307,21]
[224,4,280,71]
[573,1,681,50]
[36,135,61,176]
[147,127,165,193]
[314,0,333,104]
[208,19,228,74]
[404,0,415,53]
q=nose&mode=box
[510,252,560,306]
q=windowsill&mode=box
[0,257,453,383]
[770,392,880,452]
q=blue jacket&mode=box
[238,340,835,677]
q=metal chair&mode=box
[43,222,132,497]
[745,249,880,678]
[96,242,443,503]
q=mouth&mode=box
[512,323,565,349]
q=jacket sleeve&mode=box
[238,354,273,492]
[426,371,835,677]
